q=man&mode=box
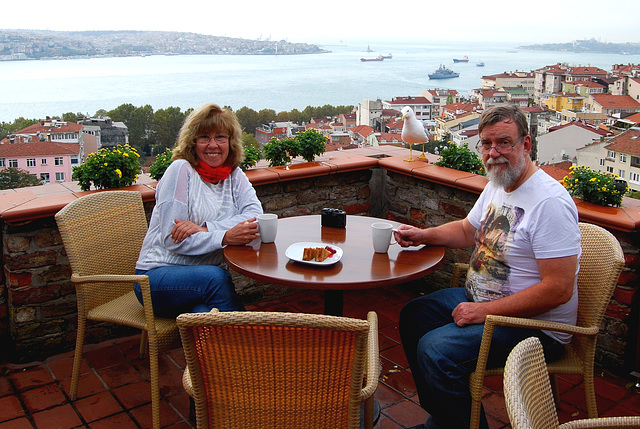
[396,105,580,429]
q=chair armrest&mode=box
[360,311,379,401]
[473,314,598,388]
[559,416,640,428]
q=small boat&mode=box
[361,55,384,62]
[453,55,469,63]
[428,64,459,79]
[380,53,393,59]
[476,61,485,67]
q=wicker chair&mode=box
[177,310,379,429]
[504,337,640,429]
[55,191,179,429]
[467,222,625,429]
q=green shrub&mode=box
[561,165,627,207]
[240,145,262,171]
[72,144,141,191]
[434,142,485,175]
[296,129,327,162]
[263,137,299,167]
[149,148,173,181]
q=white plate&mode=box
[285,242,343,266]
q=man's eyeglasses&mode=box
[196,134,230,144]
[475,135,524,154]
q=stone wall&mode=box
[0,165,638,377]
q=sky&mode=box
[2,0,638,45]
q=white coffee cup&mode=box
[371,222,397,253]
[257,213,278,243]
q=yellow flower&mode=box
[589,177,597,182]
[114,169,122,178]
[104,162,108,166]
[123,152,129,157]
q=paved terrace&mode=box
[1,285,639,429]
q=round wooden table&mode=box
[224,215,445,315]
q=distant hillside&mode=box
[0,29,327,60]
[519,39,640,55]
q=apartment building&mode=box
[537,121,612,165]
[0,141,80,184]
[585,94,640,117]
[381,96,432,121]
[576,128,640,192]
[534,63,608,104]
[480,71,536,95]
[419,89,461,117]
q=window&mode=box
[9,159,18,168]
[630,172,640,183]
[606,166,614,173]
[0,158,4,167]
[599,159,605,166]
[40,173,50,184]
[27,158,36,167]
[620,154,627,163]
[632,156,640,168]
[70,156,79,165]
[55,172,65,182]
[618,170,626,179]
[41,158,47,165]
[54,157,63,166]
[607,150,616,159]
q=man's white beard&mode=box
[485,154,527,190]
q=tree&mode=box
[0,167,42,190]
[61,112,81,123]
[151,106,186,153]
[0,117,38,140]
[235,106,259,133]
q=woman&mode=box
[135,103,262,317]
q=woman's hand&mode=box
[171,219,207,243]
[222,217,260,246]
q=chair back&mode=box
[573,223,625,354]
[504,337,559,429]
[55,191,148,306]
[177,311,373,429]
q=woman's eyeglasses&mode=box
[475,135,524,154]
[196,134,229,144]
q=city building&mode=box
[0,141,80,184]
[585,94,640,117]
[381,96,432,121]
[419,89,461,117]
[577,128,640,191]
[77,116,128,150]
[534,63,608,104]
[254,121,302,146]
[537,121,612,165]
[480,70,536,95]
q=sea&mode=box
[1,39,639,123]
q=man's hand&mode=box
[222,217,260,246]
[451,301,489,326]
[394,225,424,247]
[171,219,207,243]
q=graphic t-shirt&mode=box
[466,170,581,344]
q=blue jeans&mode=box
[399,288,564,429]
[134,265,245,318]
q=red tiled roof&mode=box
[386,96,430,105]
[350,125,375,137]
[623,112,640,124]
[378,132,402,143]
[590,94,640,109]
[17,121,82,134]
[548,121,612,136]
[540,161,572,181]
[0,141,80,157]
[605,128,640,156]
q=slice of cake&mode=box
[314,247,332,262]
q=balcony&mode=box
[1,145,639,427]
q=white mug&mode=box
[257,213,278,243]
[371,222,397,253]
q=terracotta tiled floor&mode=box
[2,283,640,428]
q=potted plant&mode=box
[263,137,299,167]
[149,148,174,181]
[296,129,327,162]
[561,165,627,207]
[72,144,141,191]
[240,144,262,171]
[434,142,485,175]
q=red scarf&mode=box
[195,160,233,184]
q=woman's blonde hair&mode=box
[172,103,244,168]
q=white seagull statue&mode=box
[401,106,429,162]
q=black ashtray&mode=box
[321,208,346,228]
